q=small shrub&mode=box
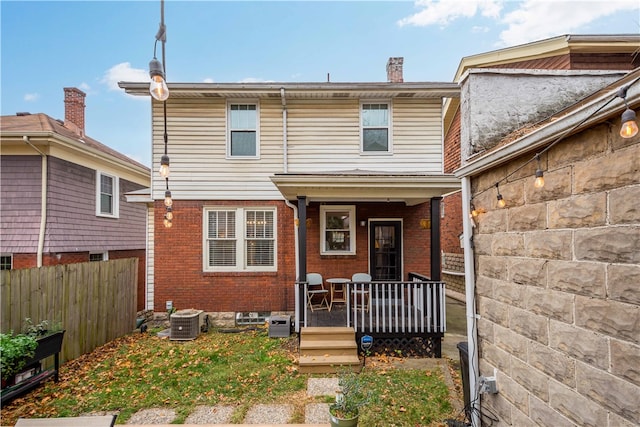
[0,332,38,381]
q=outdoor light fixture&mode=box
[159,154,170,178]
[534,155,545,189]
[165,206,173,221]
[495,184,506,208]
[149,57,169,101]
[618,86,639,139]
[164,190,173,207]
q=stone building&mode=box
[455,63,640,426]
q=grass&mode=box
[1,327,463,426]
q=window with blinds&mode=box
[205,207,276,271]
[96,171,119,218]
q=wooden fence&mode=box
[0,258,138,365]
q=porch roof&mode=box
[270,170,461,206]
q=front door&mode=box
[369,221,402,281]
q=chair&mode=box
[351,273,371,312]
[306,273,330,311]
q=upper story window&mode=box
[320,205,356,255]
[204,207,276,272]
[228,102,259,158]
[0,255,12,270]
[96,171,119,218]
[361,102,391,153]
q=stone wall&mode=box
[470,118,639,426]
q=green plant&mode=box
[329,367,375,420]
[0,332,38,381]
[23,318,63,337]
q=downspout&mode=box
[281,88,301,331]
[461,176,480,427]
[23,136,47,267]
[281,87,288,173]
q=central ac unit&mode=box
[170,309,203,341]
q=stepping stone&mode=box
[185,405,234,424]
[243,404,293,424]
[305,403,331,424]
[307,377,339,396]
[126,408,175,424]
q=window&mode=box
[320,205,356,255]
[89,252,108,262]
[228,102,259,158]
[96,171,119,217]
[0,255,12,270]
[204,207,276,272]
[361,102,390,153]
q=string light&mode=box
[618,87,638,138]
[164,190,172,207]
[495,184,506,208]
[534,155,545,189]
[159,154,170,178]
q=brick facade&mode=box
[470,116,640,426]
[152,200,435,313]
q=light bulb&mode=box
[166,207,173,221]
[164,190,173,207]
[149,58,169,101]
[471,208,479,217]
[163,217,172,228]
[620,108,638,138]
[534,169,545,189]
[159,154,170,178]
[497,194,506,208]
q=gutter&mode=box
[23,136,47,267]
[284,200,300,333]
[281,88,288,173]
[461,176,480,427]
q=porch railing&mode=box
[297,273,446,336]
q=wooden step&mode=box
[299,327,361,373]
[299,354,362,374]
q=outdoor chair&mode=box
[306,273,330,312]
[351,272,371,312]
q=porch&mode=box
[296,273,446,357]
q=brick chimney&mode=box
[386,57,404,83]
[64,87,86,136]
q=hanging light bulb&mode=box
[163,215,172,228]
[534,169,545,189]
[471,204,479,217]
[159,154,170,178]
[149,58,169,101]
[497,193,506,208]
[164,190,173,207]
[165,206,173,221]
[620,108,638,139]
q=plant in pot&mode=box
[0,332,38,387]
[329,368,375,427]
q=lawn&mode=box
[1,327,464,426]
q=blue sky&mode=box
[2,0,639,167]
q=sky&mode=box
[2,0,639,168]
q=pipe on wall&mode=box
[23,136,47,267]
[461,176,480,427]
[281,87,288,173]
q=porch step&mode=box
[299,327,361,374]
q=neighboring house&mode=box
[0,88,150,311]
[454,50,640,426]
[120,59,461,333]
[441,34,640,299]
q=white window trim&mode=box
[360,99,392,155]
[226,99,260,160]
[203,206,277,272]
[320,205,356,256]
[96,171,119,218]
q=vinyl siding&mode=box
[146,206,154,310]
[153,97,444,200]
[0,155,42,252]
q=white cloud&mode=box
[79,82,92,92]
[24,93,39,102]
[499,0,640,46]
[397,0,503,27]
[101,62,148,91]
[203,77,214,83]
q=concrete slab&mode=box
[307,378,339,397]
[243,404,293,424]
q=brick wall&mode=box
[471,119,640,426]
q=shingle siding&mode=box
[0,155,42,252]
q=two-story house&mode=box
[120,59,461,340]
[0,88,150,310]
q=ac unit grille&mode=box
[170,309,203,341]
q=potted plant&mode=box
[329,368,374,427]
[0,332,38,386]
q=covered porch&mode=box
[271,171,460,357]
